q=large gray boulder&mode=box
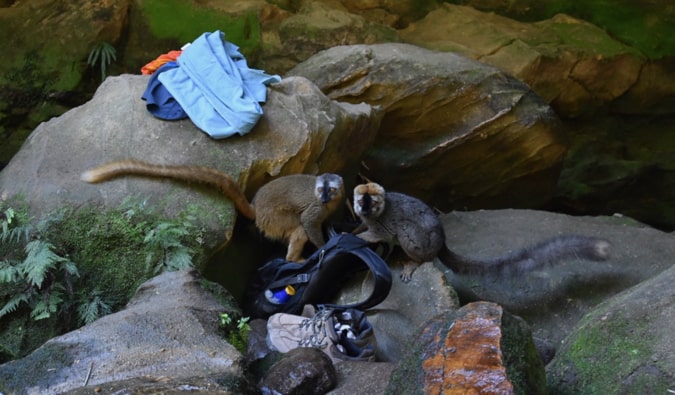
[547,263,675,393]
[438,209,675,347]
[0,74,381,253]
[289,43,566,212]
[0,270,249,394]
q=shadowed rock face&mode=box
[290,43,567,211]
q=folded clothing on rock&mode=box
[141,61,188,121]
[157,30,281,139]
[141,50,182,75]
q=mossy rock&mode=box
[547,265,675,394]
[446,0,675,59]
[0,199,205,361]
[133,0,263,62]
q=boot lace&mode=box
[297,308,333,349]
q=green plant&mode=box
[0,198,207,360]
[0,204,79,321]
[218,312,251,354]
[143,213,200,274]
[1,206,32,244]
[87,41,117,81]
[77,292,112,325]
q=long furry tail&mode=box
[438,235,611,276]
[81,159,256,220]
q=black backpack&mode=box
[245,232,393,319]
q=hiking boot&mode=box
[266,305,376,363]
[329,308,377,362]
[267,306,338,353]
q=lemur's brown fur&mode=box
[353,182,611,282]
[82,160,345,262]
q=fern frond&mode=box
[1,204,33,244]
[144,222,189,245]
[1,207,15,228]
[144,220,196,274]
[62,261,80,277]
[163,248,194,272]
[22,240,63,287]
[0,260,19,283]
[78,299,100,325]
[87,41,117,81]
[31,288,63,320]
[107,44,117,62]
[16,225,32,244]
[87,46,100,66]
[77,295,112,325]
[6,225,31,244]
[0,293,30,319]
[31,301,50,320]
[35,208,66,235]
[118,196,148,219]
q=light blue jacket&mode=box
[158,31,281,139]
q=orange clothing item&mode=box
[141,50,182,75]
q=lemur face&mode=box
[315,173,345,204]
[353,182,386,218]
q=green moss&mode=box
[542,0,674,59]
[0,48,75,163]
[139,0,261,56]
[0,197,204,360]
[279,5,399,44]
[444,0,674,59]
[548,312,652,394]
[42,202,143,300]
[538,18,643,58]
[500,312,547,395]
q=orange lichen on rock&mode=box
[421,302,514,395]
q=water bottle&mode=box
[265,285,296,304]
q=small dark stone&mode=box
[259,347,337,395]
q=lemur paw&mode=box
[400,263,418,283]
[399,271,413,283]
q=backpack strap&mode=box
[340,240,393,310]
[262,257,318,291]
[300,233,393,311]
[267,270,313,290]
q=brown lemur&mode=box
[352,182,611,283]
[81,160,345,262]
